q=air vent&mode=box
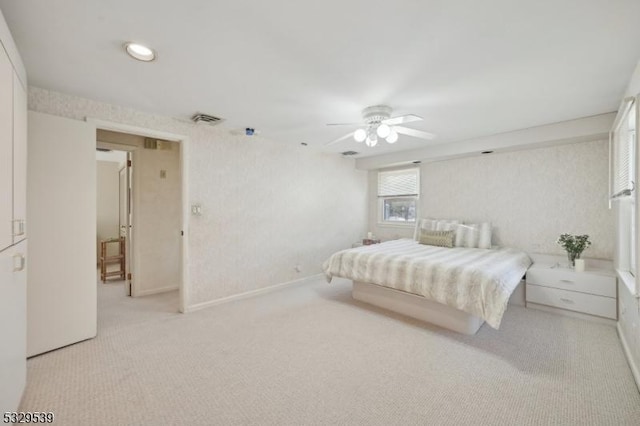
[143,138,173,150]
[191,113,224,125]
[341,151,359,156]
[144,138,158,149]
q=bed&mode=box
[322,238,532,334]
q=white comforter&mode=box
[322,239,532,329]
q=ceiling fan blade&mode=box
[383,114,423,126]
[325,131,355,146]
[393,126,436,140]
[326,122,360,126]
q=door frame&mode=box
[116,153,133,296]
[88,118,190,313]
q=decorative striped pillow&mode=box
[413,218,460,241]
[454,222,492,248]
[478,222,492,249]
[419,229,455,248]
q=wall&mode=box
[370,140,614,259]
[96,160,120,260]
[28,87,368,307]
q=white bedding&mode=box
[322,239,532,329]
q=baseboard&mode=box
[617,322,640,392]
[184,274,323,313]
[135,285,179,297]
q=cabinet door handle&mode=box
[559,279,574,284]
[12,219,25,236]
[12,254,25,272]
[560,298,574,304]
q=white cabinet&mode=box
[0,240,27,413]
[0,44,27,251]
[13,73,27,244]
[0,9,28,413]
[526,263,617,321]
[0,45,12,250]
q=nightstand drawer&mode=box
[526,267,615,297]
[526,285,616,319]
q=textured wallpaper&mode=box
[29,87,368,307]
[418,140,614,259]
[96,161,120,261]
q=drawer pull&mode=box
[12,254,25,272]
[559,279,574,284]
[560,298,575,304]
[12,219,25,236]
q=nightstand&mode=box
[362,238,381,246]
[525,263,617,322]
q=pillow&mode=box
[413,218,460,241]
[419,229,455,248]
[435,220,459,231]
[413,218,436,240]
[454,222,492,248]
[477,222,492,249]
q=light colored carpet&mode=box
[19,277,640,425]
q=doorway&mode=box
[96,147,130,294]
[94,125,187,318]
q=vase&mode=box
[567,252,579,267]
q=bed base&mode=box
[352,280,525,335]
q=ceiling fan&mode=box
[325,105,435,147]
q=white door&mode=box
[27,111,97,357]
[12,73,27,244]
[119,158,133,296]
[0,240,27,412]
[0,45,13,251]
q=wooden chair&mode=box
[100,237,126,283]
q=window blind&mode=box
[611,100,636,199]
[378,168,419,197]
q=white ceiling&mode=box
[2,0,640,158]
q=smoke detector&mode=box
[191,113,224,125]
[230,128,261,136]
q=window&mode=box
[378,168,419,224]
[611,98,636,278]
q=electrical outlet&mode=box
[191,204,202,216]
[295,265,302,273]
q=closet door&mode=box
[12,74,27,243]
[0,46,12,251]
[0,241,27,413]
[27,111,97,357]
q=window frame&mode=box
[377,168,420,227]
[611,95,637,293]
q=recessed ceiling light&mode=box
[124,42,156,62]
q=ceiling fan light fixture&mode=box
[124,42,156,62]
[353,128,367,142]
[386,130,399,144]
[376,123,391,138]
[365,134,378,147]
